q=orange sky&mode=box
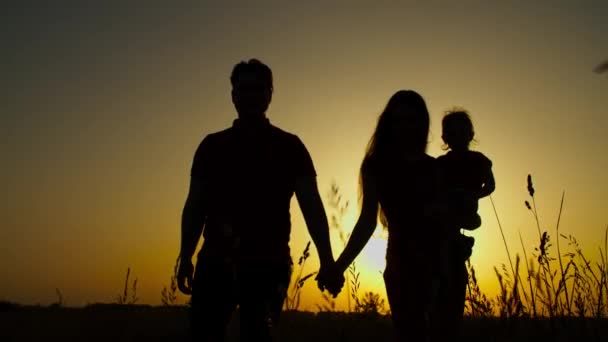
[2,1,607,309]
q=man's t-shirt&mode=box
[190,119,316,263]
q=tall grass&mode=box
[465,260,494,317]
[468,174,608,319]
[160,256,180,306]
[284,241,316,311]
[115,267,138,305]
[49,288,64,308]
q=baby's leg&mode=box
[460,213,481,230]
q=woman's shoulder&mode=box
[417,154,438,172]
[423,153,436,161]
[422,153,437,165]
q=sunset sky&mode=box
[2,1,607,310]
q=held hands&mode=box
[177,256,194,295]
[316,260,346,298]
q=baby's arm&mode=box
[478,163,495,199]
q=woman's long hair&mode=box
[359,90,431,227]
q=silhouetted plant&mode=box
[349,262,362,312]
[327,181,371,315]
[561,231,608,318]
[494,256,525,318]
[115,267,138,305]
[355,291,385,316]
[161,256,180,306]
[49,288,63,308]
[284,241,316,311]
[317,292,337,312]
[464,261,494,317]
[484,174,607,318]
[525,175,561,317]
[490,193,529,311]
[519,230,538,317]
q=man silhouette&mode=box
[177,59,341,341]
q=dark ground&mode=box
[1,303,606,341]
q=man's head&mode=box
[230,59,273,120]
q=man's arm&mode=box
[177,177,207,295]
[294,176,334,267]
[180,177,207,260]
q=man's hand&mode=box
[316,263,345,298]
[177,257,195,295]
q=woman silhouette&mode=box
[329,90,445,341]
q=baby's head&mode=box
[442,109,475,151]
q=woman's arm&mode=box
[335,170,379,272]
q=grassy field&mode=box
[1,303,607,341]
[3,177,606,341]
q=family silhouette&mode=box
[177,59,495,341]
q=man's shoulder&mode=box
[199,127,234,146]
[268,124,300,140]
[267,124,308,150]
[192,128,235,161]
[206,127,234,139]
